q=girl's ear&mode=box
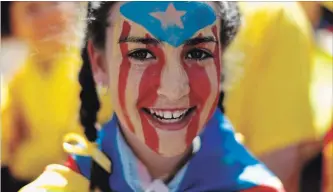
[87,40,108,86]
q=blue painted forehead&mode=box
[119,1,217,47]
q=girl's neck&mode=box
[120,126,192,180]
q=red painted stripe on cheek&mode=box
[184,26,221,145]
[182,33,210,145]
[118,21,135,133]
[137,34,165,152]
[184,62,211,145]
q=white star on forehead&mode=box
[150,3,186,29]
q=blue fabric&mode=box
[71,155,92,179]
[74,109,278,191]
[177,110,271,191]
[100,117,134,191]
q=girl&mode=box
[20,2,284,191]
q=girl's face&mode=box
[11,2,84,54]
[90,2,222,157]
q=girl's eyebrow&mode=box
[118,36,162,45]
[183,36,217,46]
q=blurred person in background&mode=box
[223,2,332,192]
[1,2,113,191]
[1,2,90,192]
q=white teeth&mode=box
[173,111,182,118]
[148,108,192,121]
[164,111,172,119]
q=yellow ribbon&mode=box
[63,133,112,173]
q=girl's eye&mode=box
[185,48,213,61]
[128,49,156,61]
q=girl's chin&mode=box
[153,144,190,158]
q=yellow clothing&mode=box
[1,76,10,164]
[1,49,84,180]
[19,164,89,192]
[224,2,333,155]
[1,48,114,180]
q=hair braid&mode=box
[79,45,100,142]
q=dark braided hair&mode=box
[79,1,240,190]
[78,3,116,191]
[79,2,116,143]
[79,45,100,142]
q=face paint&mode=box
[120,2,216,47]
[138,34,166,152]
[118,20,136,134]
[182,26,221,145]
[106,1,221,157]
